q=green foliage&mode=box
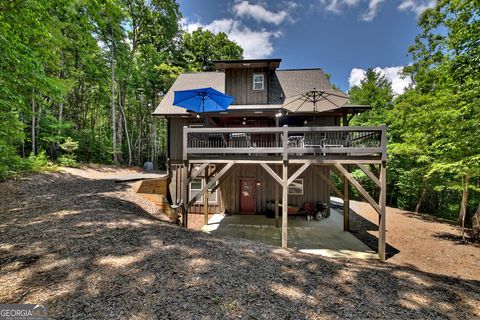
[0,141,24,180]
[182,28,244,71]
[348,0,480,224]
[58,154,78,167]
[349,68,394,125]
[73,130,112,164]
[58,137,79,167]
[60,137,79,154]
[27,151,57,173]
[0,0,244,177]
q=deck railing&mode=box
[183,125,387,160]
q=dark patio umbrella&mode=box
[282,88,348,124]
[173,87,234,115]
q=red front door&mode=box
[239,178,256,214]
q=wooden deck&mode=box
[183,125,387,162]
[175,125,388,260]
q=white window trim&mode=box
[190,177,218,204]
[288,179,304,195]
[253,73,264,91]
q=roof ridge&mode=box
[277,68,324,72]
[180,71,224,75]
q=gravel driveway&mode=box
[0,167,479,319]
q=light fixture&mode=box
[196,114,200,118]
[242,121,246,125]
[256,181,261,186]
[275,112,283,118]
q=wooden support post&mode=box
[189,162,210,183]
[343,165,350,232]
[282,162,288,248]
[379,160,387,261]
[181,164,189,228]
[188,163,233,207]
[204,166,209,226]
[334,163,381,214]
[311,165,343,198]
[275,177,279,228]
[282,125,288,162]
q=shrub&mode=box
[58,154,78,167]
[0,141,24,180]
[27,150,57,173]
[58,137,79,167]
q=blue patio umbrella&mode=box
[173,87,234,114]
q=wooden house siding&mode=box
[169,118,188,162]
[220,164,330,214]
[169,163,331,215]
[225,68,269,105]
[168,164,221,214]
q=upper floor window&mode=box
[253,74,264,91]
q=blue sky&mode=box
[178,0,437,93]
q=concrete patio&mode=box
[202,210,378,259]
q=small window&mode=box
[288,179,304,195]
[253,74,264,91]
[190,178,203,201]
[189,177,218,203]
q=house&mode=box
[152,59,387,260]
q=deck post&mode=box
[181,164,189,228]
[275,178,279,228]
[379,160,387,261]
[204,166,209,226]
[282,161,288,248]
[282,125,288,162]
[181,125,189,228]
[343,165,350,231]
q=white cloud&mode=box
[182,18,280,59]
[233,1,288,25]
[321,0,362,13]
[319,0,436,20]
[361,0,385,21]
[348,68,367,87]
[348,66,412,95]
[398,0,436,15]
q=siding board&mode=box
[219,164,331,214]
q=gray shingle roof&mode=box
[152,68,344,116]
[153,72,225,115]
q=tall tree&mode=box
[349,68,394,125]
[182,28,244,71]
[399,0,480,234]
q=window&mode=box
[253,73,264,91]
[288,179,304,195]
[189,177,218,203]
[190,178,203,201]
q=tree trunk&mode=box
[110,30,117,163]
[118,86,132,166]
[458,175,470,242]
[58,50,64,133]
[31,88,36,155]
[151,94,158,166]
[471,203,480,241]
[415,178,428,213]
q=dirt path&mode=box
[0,167,479,319]
[338,200,480,281]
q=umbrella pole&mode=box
[202,96,207,126]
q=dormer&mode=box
[213,59,282,105]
